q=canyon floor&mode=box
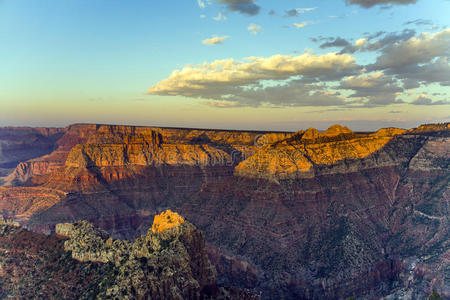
[0,123,448,299]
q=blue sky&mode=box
[0,0,449,130]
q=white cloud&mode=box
[340,71,403,105]
[200,14,206,19]
[213,12,227,21]
[147,53,358,107]
[247,24,261,35]
[147,28,450,109]
[373,29,450,70]
[366,28,450,88]
[293,22,308,28]
[354,38,367,48]
[198,0,206,8]
[202,35,229,45]
[341,72,385,88]
[296,7,317,13]
[149,53,357,94]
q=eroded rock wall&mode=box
[0,123,448,299]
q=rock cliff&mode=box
[0,211,257,299]
[0,127,65,183]
[56,210,219,299]
[0,186,64,222]
[2,124,290,188]
[0,122,448,299]
[234,125,407,181]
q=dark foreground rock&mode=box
[0,211,258,300]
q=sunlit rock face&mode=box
[0,122,448,299]
[151,209,185,233]
[234,125,408,181]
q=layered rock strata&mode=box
[0,127,65,184]
[234,125,408,181]
[0,122,448,299]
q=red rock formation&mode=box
[0,127,65,181]
[0,186,64,222]
[0,122,448,299]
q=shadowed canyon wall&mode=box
[0,123,448,299]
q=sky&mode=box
[0,0,449,131]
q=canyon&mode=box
[0,123,448,299]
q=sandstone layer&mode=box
[0,122,448,299]
[0,127,64,183]
[234,125,408,181]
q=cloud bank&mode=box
[411,94,448,105]
[311,28,450,89]
[147,53,358,106]
[149,29,450,108]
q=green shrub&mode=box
[428,291,443,300]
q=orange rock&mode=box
[301,128,320,140]
[234,125,412,180]
[151,210,185,233]
[322,124,353,137]
[373,127,406,137]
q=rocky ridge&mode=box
[56,210,218,299]
[234,125,408,181]
[1,210,258,299]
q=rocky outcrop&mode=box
[0,223,114,299]
[151,209,185,232]
[64,143,233,168]
[56,210,225,299]
[1,211,258,299]
[2,160,52,186]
